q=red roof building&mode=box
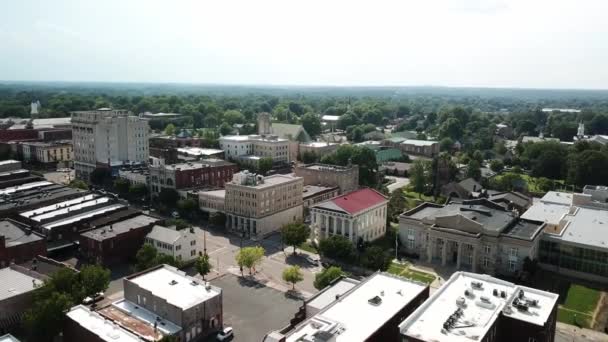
[311,188,389,244]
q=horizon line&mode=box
[1,80,608,92]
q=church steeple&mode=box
[577,121,585,137]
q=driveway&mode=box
[386,176,410,193]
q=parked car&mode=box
[216,327,233,341]
[305,255,319,265]
[83,292,104,305]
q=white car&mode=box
[216,327,233,341]
[83,292,104,305]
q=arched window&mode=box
[166,178,174,186]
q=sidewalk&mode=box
[225,266,314,299]
[555,322,608,342]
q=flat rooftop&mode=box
[230,174,301,189]
[300,163,355,172]
[0,334,20,342]
[0,181,53,196]
[27,196,110,222]
[0,267,43,301]
[67,305,142,342]
[521,200,570,226]
[198,189,226,198]
[81,215,159,241]
[127,265,221,310]
[0,185,84,212]
[42,203,126,230]
[501,219,544,240]
[541,191,573,205]
[177,147,224,156]
[303,185,338,199]
[286,273,427,342]
[305,278,360,313]
[98,299,180,340]
[0,219,43,247]
[556,206,608,249]
[399,272,558,342]
[406,201,517,234]
[159,159,233,171]
[401,139,438,146]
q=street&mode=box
[386,175,410,193]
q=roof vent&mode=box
[368,296,382,306]
[169,280,178,285]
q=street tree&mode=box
[318,236,354,261]
[195,254,213,280]
[77,265,111,300]
[314,266,344,290]
[158,188,179,208]
[361,246,392,271]
[135,243,159,271]
[301,112,322,137]
[236,246,265,275]
[282,266,304,290]
[24,292,73,342]
[164,123,176,135]
[409,160,428,197]
[466,160,482,181]
[281,222,311,254]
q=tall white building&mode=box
[72,108,149,180]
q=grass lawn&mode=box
[557,308,592,328]
[520,174,566,193]
[388,262,435,285]
[299,241,318,254]
[562,284,600,314]
[555,284,601,328]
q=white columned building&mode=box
[310,188,388,244]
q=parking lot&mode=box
[210,273,302,342]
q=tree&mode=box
[177,198,197,217]
[301,112,322,137]
[235,246,265,275]
[223,110,245,125]
[489,160,504,173]
[387,189,407,223]
[282,266,304,290]
[314,266,344,290]
[439,117,463,140]
[135,243,159,271]
[219,122,233,135]
[166,218,190,230]
[129,183,147,199]
[209,212,226,227]
[24,292,73,342]
[536,177,553,192]
[318,236,355,261]
[351,126,365,142]
[361,246,392,271]
[113,178,130,195]
[466,160,482,181]
[567,150,608,186]
[281,222,311,254]
[90,168,111,186]
[78,265,111,300]
[258,157,273,175]
[300,151,318,164]
[158,188,179,208]
[439,137,454,152]
[410,160,428,197]
[195,254,213,280]
[164,123,177,136]
[68,179,88,190]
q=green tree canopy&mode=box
[195,254,213,280]
[236,246,265,275]
[281,222,311,254]
[318,235,354,261]
[258,157,273,175]
[314,266,344,290]
[164,123,177,135]
[361,246,392,271]
[301,112,322,137]
[282,265,304,290]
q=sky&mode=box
[1,0,607,89]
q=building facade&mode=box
[79,215,159,265]
[149,159,237,194]
[302,185,340,209]
[0,219,46,267]
[399,199,544,276]
[219,134,290,166]
[0,267,44,332]
[198,190,226,213]
[72,109,149,180]
[311,188,388,244]
[294,163,359,194]
[225,171,303,238]
[400,139,439,157]
[145,225,200,262]
[400,272,558,342]
[20,140,73,165]
[122,265,223,341]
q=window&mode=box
[191,250,196,256]
[484,244,491,254]
[528,338,537,342]
[483,257,490,268]
[190,240,196,246]
[408,239,415,249]
[509,247,518,258]
[509,259,517,271]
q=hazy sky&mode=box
[1,0,607,89]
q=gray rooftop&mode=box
[81,215,159,241]
[146,225,183,244]
[303,185,339,200]
[0,219,43,247]
[0,267,43,301]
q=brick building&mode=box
[0,219,46,267]
[294,163,359,194]
[149,159,237,195]
[79,215,160,265]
